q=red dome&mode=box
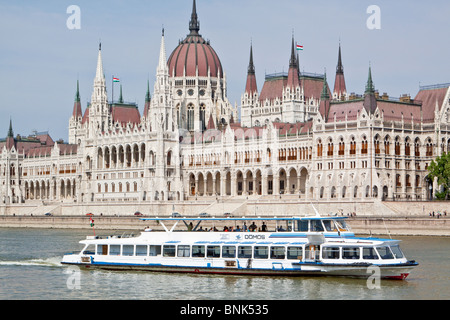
[168,34,223,79]
[167,1,223,79]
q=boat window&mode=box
[136,245,148,256]
[254,246,269,259]
[163,245,176,257]
[376,246,394,259]
[122,245,134,256]
[207,246,221,258]
[149,245,161,256]
[298,220,308,232]
[222,246,236,258]
[322,247,340,259]
[335,220,349,232]
[110,245,121,256]
[310,220,324,232]
[323,220,336,232]
[82,244,95,255]
[270,246,286,259]
[192,245,205,258]
[362,247,378,260]
[238,246,252,258]
[342,247,360,259]
[177,245,190,257]
[97,244,108,255]
[390,245,404,259]
[287,246,303,260]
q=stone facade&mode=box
[1,1,450,212]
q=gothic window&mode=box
[374,136,381,154]
[394,137,401,156]
[384,136,390,155]
[317,139,323,158]
[350,137,356,155]
[327,139,334,157]
[338,138,345,156]
[405,138,411,156]
[187,104,194,131]
[415,138,421,157]
[426,138,433,157]
[361,136,368,154]
[200,104,206,131]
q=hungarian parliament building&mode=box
[1,1,450,210]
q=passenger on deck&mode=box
[261,222,267,232]
[235,225,241,232]
[249,222,257,232]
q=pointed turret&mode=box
[5,119,15,150]
[363,65,377,114]
[245,43,258,96]
[7,118,13,138]
[118,84,124,103]
[143,80,151,119]
[365,65,375,94]
[319,72,331,121]
[287,35,300,89]
[333,43,347,101]
[189,0,200,36]
[72,80,83,119]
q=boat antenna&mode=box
[310,202,321,217]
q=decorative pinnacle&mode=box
[189,0,200,35]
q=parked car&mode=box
[223,212,233,218]
[44,212,53,216]
[134,212,143,216]
[199,212,210,217]
[171,212,181,217]
[86,213,94,217]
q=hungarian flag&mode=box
[296,43,303,51]
[113,77,120,82]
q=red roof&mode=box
[168,35,223,78]
[414,86,448,122]
[111,104,141,127]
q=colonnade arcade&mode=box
[187,167,309,197]
[23,179,77,201]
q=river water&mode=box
[0,228,449,301]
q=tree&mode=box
[427,152,450,200]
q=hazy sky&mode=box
[1,0,450,141]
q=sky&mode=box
[1,0,450,141]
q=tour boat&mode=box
[61,214,418,280]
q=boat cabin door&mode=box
[305,245,320,261]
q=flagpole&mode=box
[112,75,114,104]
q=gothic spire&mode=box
[245,42,258,95]
[145,80,151,103]
[95,42,105,81]
[289,34,297,68]
[248,42,255,75]
[75,79,81,102]
[365,65,375,94]
[7,118,13,138]
[336,43,344,74]
[189,0,200,36]
[72,80,83,119]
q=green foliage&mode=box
[428,152,450,200]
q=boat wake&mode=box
[0,257,62,268]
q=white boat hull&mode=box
[62,254,417,280]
